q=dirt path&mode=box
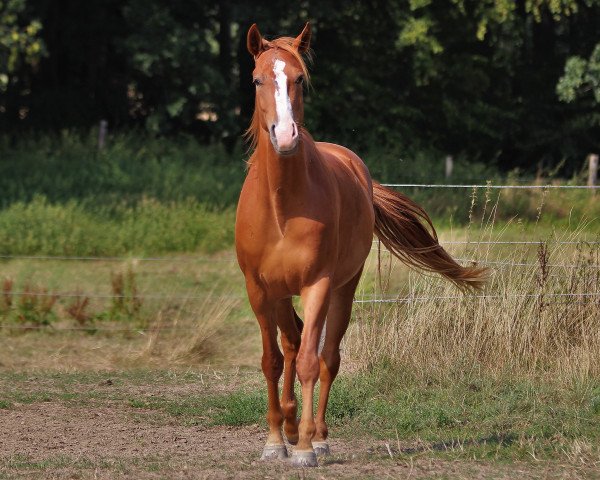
[0,400,594,480]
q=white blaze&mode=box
[272,59,295,148]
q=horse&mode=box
[235,22,487,467]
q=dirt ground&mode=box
[1,375,598,480]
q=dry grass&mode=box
[346,190,600,382]
[140,290,241,364]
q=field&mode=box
[1,137,600,478]
[1,217,600,478]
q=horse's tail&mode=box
[372,182,488,291]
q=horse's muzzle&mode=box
[270,121,299,155]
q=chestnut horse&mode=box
[235,23,487,467]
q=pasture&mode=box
[4,2,600,476]
[1,189,599,477]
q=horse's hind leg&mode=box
[274,300,302,445]
[314,267,363,455]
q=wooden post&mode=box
[445,155,454,179]
[588,153,598,188]
[98,120,108,150]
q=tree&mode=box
[0,0,45,91]
[557,43,600,103]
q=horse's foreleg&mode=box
[314,268,362,456]
[292,277,331,467]
[246,281,287,461]
[257,317,287,460]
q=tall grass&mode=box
[0,196,234,255]
[1,132,598,257]
[346,192,600,381]
[0,132,245,207]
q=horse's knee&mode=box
[296,351,320,385]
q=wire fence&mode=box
[381,183,600,189]
[3,238,600,264]
[0,181,598,332]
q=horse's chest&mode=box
[254,236,329,297]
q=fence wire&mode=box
[3,238,600,264]
[382,183,600,189]
[0,181,598,332]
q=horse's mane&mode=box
[245,37,312,155]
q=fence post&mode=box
[588,154,598,190]
[98,120,108,150]
[445,155,454,179]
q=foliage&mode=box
[0,132,598,259]
[0,1,599,173]
[0,132,245,207]
[0,0,45,91]
[557,43,600,103]
[0,195,235,256]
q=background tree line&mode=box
[1,0,599,174]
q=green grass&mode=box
[0,196,234,256]
[127,389,267,427]
[0,132,245,208]
[2,132,599,257]
[326,366,600,461]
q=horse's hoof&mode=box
[290,449,318,467]
[261,444,288,460]
[312,441,330,456]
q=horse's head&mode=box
[246,23,311,156]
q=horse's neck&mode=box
[256,130,312,193]
[256,129,315,231]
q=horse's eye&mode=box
[295,76,304,85]
[253,78,262,86]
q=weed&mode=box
[66,295,91,325]
[110,266,142,323]
[15,284,58,327]
[1,278,13,314]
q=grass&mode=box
[0,196,235,256]
[328,367,600,461]
[1,132,599,257]
[126,389,267,426]
[347,221,600,380]
[1,132,600,475]
[0,132,245,208]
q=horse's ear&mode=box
[293,22,311,54]
[247,23,268,58]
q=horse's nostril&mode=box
[270,124,276,136]
[292,122,298,138]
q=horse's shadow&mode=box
[373,432,517,456]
